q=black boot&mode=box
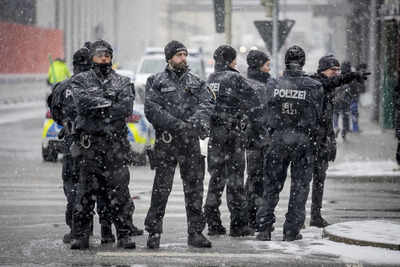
[310,216,330,228]
[70,237,89,250]
[101,223,116,244]
[283,230,302,241]
[256,226,274,241]
[131,224,144,236]
[147,233,161,249]
[188,232,212,248]
[63,232,72,244]
[208,224,226,236]
[117,236,136,249]
[229,225,255,237]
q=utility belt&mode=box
[70,132,127,157]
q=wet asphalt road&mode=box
[0,103,399,267]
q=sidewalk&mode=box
[327,105,399,181]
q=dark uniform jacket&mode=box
[49,78,77,154]
[245,68,271,149]
[145,65,214,138]
[71,69,134,136]
[265,68,323,143]
[207,63,261,139]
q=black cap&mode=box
[164,40,187,62]
[285,45,305,67]
[213,45,237,65]
[318,55,340,73]
[341,61,352,74]
[90,40,113,59]
[247,50,270,69]
[73,47,90,66]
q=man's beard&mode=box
[92,62,112,77]
[170,60,188,73]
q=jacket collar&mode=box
[247,68,270,83]
[283,64,305,77]
[214,62,239,73]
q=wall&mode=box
[0,22,64,73]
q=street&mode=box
[0,101,399,267]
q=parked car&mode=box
[41,109,63,162]
[41,69,155,165]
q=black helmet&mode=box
[89,40,113,59]
[73,47,90,66]
[213,45,236,65]
[285,45,305,67]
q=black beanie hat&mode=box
[164,40,187,62]
[247,50,270,69]
[285,45,305,67]
[73,47,90,66]
[90,40,113,59]
[213,45,237,64]
[318,55,340,73]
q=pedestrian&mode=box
[204,45,260,237]
[244,49,271,232]
[394,74,400,165]
[69,40,138,249]
[144,40,214,249]
[47,57,71,85]
[350,63,368,133]
[333,61,353,140]
[256,45,324,241]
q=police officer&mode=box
[244,50,271,231]
[144,40,214,249]
[47,57,71,85]
[70,40,137,249]
[49,46,99,244]
[256,45,324,241]
[309,55,369,227]
[204,45,260,237]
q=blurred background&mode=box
[0,0,399,128]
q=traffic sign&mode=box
[254,19,295,53]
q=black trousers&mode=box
[72,137,135,240]
[311,152,329,218]
[204,127,247,230]
[245,148,265,229]
[256,140,313,234]
[145,134,206,234]
[62,154,79,230]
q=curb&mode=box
[326,175,400,183]
[322,221,400,251]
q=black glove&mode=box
[396,142,400,166]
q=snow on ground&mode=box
[328,160,400,177]
[0,101,45,125]
[325,220,400,246]
[244,225,400,265]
